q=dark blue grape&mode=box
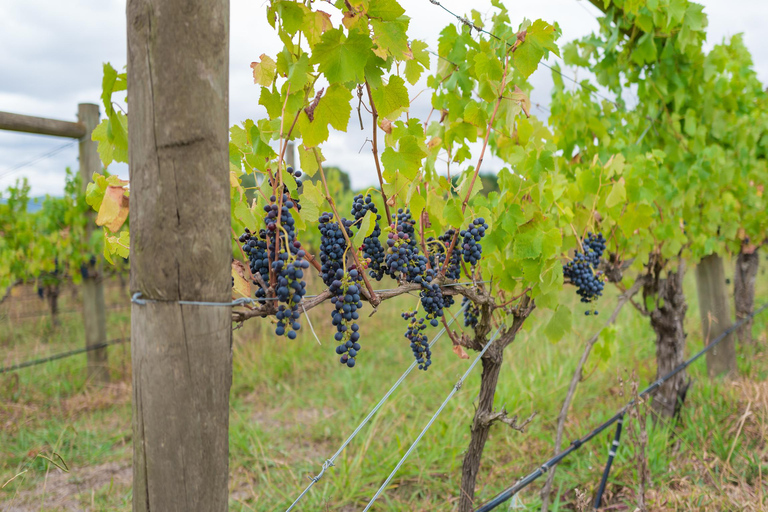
[239,192,308,339]
[462,296,480,328]
[564,232,606,315]
[403,310,432,370]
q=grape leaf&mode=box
[302,10,332,46]
[371,75,409,119]
[405,40,430,85]
[544,304,572,342]
[311,29,373,84]
[251,54,277,86]
[381,135,426,180]
[353,210,376,248]
[371,18,410,60]
[513,19,559,78]
[367,0,406,21]
[605,178,626,208]
[96,186,129,233]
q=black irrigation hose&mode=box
[475,302,768,512]
[593,415,624,509]
[0,338,128,374]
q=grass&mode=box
[1,264,767,511]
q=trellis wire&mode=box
[284,302,469,512]
[0,338,128,374]
[362,325,503,512]
[131,281,491,306]
[0,140,78,182]
[425,0,623,111]
[474,302,768,511]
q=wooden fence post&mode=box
[695,253,736,378]
[127,0,232,510]
[78,103,109,384]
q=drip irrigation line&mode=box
[0,140,78,182]
[0,338,128,374]
[284,303,469,512]
[593,415,623,509]
[474,301,768,511]
[363,325,503,512]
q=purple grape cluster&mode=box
[563,232,606,315]
[428,229,462,280]
[331,267,363,368]
[352,194,385,281]
[239,192,309,338]
[403,310,432,370]
[462,296,480,329]
[385,209,428,282]
[460,218,488,266]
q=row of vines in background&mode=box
[84,0,767,509]
[0,171,114,322]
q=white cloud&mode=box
[0,0,764,195]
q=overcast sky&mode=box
[1,0,766,196]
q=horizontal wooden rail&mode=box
[0,110,87,139]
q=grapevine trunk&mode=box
[458,305,532,512]
[646,262,689,419]
[46,284,60,327]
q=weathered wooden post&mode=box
[696,254,736,377]
[78,103,109,384]
[127,0,232,510]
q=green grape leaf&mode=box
[286,53,310,90]
[367,0,406,21]
[513,225,543,259]
[371,18,410,59]
[444,198,464,228]
[311,28,372,84]
[300,179,326,215]
[234,201,258,229]
[315,84,353,131]
[544,304,572,342]
[298,144,319,177]
[353,210,376,248]
[513,19,559,78]
[371,75,409,119]
[381,135,426,181]
[405,40,430,85]
[617,203,655,235]
[605,178,626,208]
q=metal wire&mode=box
[0,338,128,374]
[362,325,503,511]
[0,140,77,182]
[424,0,623,110]
[284,303,469,512]
[131,281,491,306]
[474,302,768,511]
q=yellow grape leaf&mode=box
[96,186,129,233]
[250,54,276,86]
[231,260,251,298]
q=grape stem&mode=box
[365,80,393,224]
[312,147,380,307]
[441,52,510,276]
[231,278,494,323]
